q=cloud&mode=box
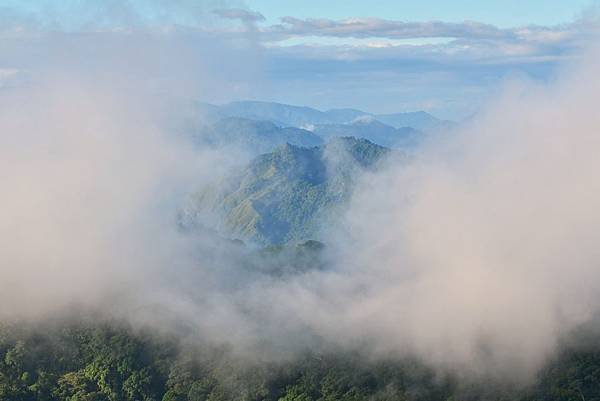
[323,44,600,380]
[257,15,596,49]
[271,17,511,40]
[258,39,565,118]
[0,15,265,319]
[0,0,238,33]
[259,17,598,62]
[213,8,265,23]
[2,1,600,384]
[250,17,598,117]
[2,2,596,118]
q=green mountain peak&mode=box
[183,137,390,246]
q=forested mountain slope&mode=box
[181,137,390,246]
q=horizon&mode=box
[205,99,449,120]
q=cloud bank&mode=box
[270,17,537,40]
[1,1,600,384]
[325,44,600,379]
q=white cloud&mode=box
[213,8,265,23]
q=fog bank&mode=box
[1,4,600,382]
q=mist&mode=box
[327,45,600,380]
[2,2,600,386]
[0,6,262,320]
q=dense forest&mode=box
[2,318,600,401]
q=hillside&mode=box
[181,137,390,246]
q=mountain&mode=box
[181,137,391,246]
[375,110,444,130]
[211,100,446,131]
[194,117,323,155]
[311,117,422,148]
[323,108,370,123]
[219,101,332,127]
[182,101,449,150]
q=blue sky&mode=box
[247,0,592,27]
[0,0,598,119]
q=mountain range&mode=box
[193,117,324,156]
[185,100,454,157]
[179,100,445,245]
[197,100,450,131]
[311,116,421,148]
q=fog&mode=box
[329,46,600,380]
[1,2,600,384]
[0,5,260,319]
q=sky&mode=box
[248,0,592,28]
[0,0,599,118]
[246,0,599,118]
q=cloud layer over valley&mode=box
[2,1,600,384]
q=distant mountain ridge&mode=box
[311,118,422,148]
[197,100,449,131]
[376,110,444,130]
[193,117,323,156]
[219,101,331,127]
[181,137,392,246]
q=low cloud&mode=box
[213,8,265,23]
[260,17,597,63]
[324,44,600,380]
[271,17,511,40]
[2,1,600,385]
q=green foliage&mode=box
[184,137,391,246]
[0,323,174,401]
[525,349,600,401]
[3,321,600,401]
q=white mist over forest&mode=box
[1,2,600,391]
